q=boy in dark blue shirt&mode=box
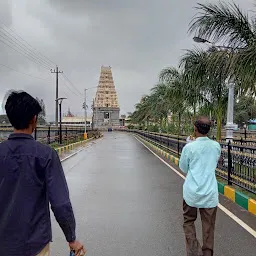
[0,91,86,256]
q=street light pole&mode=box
[59,101,62,144]
[56,97,67,145]
[83,86,98,140]
[193,37,236,142]
[243,123,247,140]
[226,76,235,142]
[84,88,87,140]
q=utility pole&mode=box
[51,66,63,126]
[84,88,88,140]
[56,97,67,145]
[83,86,97,139]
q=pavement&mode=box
[51,132,256,256]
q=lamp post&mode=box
[83,88,89,140]
[56,97,67,144]
[225,76,236,142]
[193,37,236,142]
[83,86,97,140]
[243,123,247,140]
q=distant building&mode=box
[92,66,120,129]
[248,119,256,130]
[61,116,92,127]
[65,108,75,117]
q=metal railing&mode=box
[125,130,256,195]
[0,126,99,146]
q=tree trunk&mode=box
[178,112,181,136]
[193,104,196,122]
[216,105,223,141]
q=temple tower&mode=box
[93,66,120,129]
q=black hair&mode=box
[4,90,42,130]
[194,117,211,135]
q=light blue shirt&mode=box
[179,137,221,208]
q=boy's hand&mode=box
[69,240,86,255]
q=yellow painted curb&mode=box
[174,158,179,166]
[224,186,235,202]
[248,199,256,215]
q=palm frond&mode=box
[180,48,208,86]
[159,67,180,83]
[232,47,256,93]
[189,2,255,48]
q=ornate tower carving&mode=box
[93,66,120,129]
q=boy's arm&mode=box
[46,149,76,242]
[179,146,189,173]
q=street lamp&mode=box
[83,86,97,140]
[56,97,67,144]
[193,37,236,142]
[193,37,210,44]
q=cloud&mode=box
[0,0,254,119]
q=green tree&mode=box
[234,95,256,126]
[189,1,256,93]
[159,67,194,135]
[36,97,46,125]
[130,95,152,126]
[180,48,229,140]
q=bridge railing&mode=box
[0,126,99,146]
[124,130,256,195]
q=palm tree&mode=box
[130,95,151,126]
[150,83,172,128]
[189,1,256,92]
[159,67,194,135]
[180,48,229,140]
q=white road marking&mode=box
[61,147,85,162]
[134,136,256,238]
[60,137,103,163]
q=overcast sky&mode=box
[0,0,254,120]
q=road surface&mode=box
[51,132,256,256]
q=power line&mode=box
[0,28,53,69]
[0,21,85,115]
[0,21,57,70]
[0,37,51,70]
[60,87,69,98]
[62,73,83,96]
[60,75,81,97]
[0,22,56,67]
[0,63,52,81]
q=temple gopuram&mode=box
[92,66,120,129]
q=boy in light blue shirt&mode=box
[179,117,221,256]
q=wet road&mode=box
[51,132,256,256]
